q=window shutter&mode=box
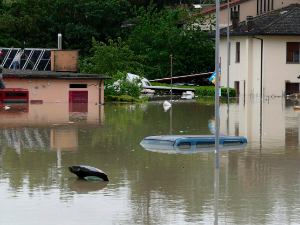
[287,42,299,52]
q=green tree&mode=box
[79,38,145,99]
[127,3,215,80]
[0,0,130,54]
[52,0,130,56]
[104,71,142,98]
[0,0,56,48]
[79,37,145,76]
[0,25,20,48]
[127,0,195,13]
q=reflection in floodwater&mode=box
[2,98,300,224]
[69,179,108,194]
[0,103,102,152]
[0,127,49,151]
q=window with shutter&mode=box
[287,42,300,63]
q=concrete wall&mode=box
[3,78,104,103]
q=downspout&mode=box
[253,36,263,99]
[99,79,103,104]
[253,36,263,152]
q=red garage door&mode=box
[69,91,88,103]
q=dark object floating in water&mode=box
[69,165,109,181]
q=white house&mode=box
[212,3,300,97]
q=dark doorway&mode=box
[234,81,240,95]
[286,83,299,95]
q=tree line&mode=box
[0,0,215,80]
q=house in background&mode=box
[0,50,110,104]
[210,3,300,97]
[199,0,300,29]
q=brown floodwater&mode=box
[0,96,299,224]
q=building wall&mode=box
[220,36,248,93]
[3,78,104,103]
[263,36,300,96]
[220,35,300,97]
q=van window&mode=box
[177,142,191,149]
[196,142,215,148]
[141,140,175,146]
[223,141,243,146]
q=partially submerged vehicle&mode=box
[140,135,247,154]
[113,73,155,94]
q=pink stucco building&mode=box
[0,50,110,104]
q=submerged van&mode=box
[140,135,247,154]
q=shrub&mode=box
[104,71,142,99]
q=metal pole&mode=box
[227,0,230,105]
[170,102,172,135]
[170,55,173,102]
[214,2,220,222]
[215,0,220,169]
[170,55,173,135]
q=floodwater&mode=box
[0,96,300,224]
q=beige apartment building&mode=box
[209,3,300,97]
[200,0,300,28]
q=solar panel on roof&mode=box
[0,48,56,71]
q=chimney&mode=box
[246,16,254,32]
[232,11,239,29]
[51,50,79,72]
[58,33,62,50]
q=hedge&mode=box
[150,82,236,97]
[194,86,236,97]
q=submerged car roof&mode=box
[143,135,231,142]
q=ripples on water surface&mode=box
[0,97,300,224]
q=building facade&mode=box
[1,69,110,104]
[214,4,300,97]
[200,0,300,28]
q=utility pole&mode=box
[215,0,220,170]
